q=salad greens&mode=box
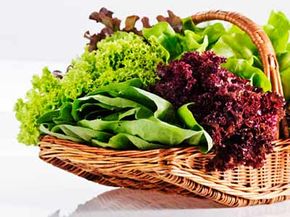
[264,11,290,100]
[94,31,169,86]
[15,31,167,145]
[142,11,290,93]
[14,8,290,150]
[143,18,272,92]
[143,21,211,59]
[38,79,213,152]
[14,68,63,144]
[223,58,271,92]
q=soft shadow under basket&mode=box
[39,10,290,207]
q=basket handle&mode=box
[191,10,289,138]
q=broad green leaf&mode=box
[212,31,255,60]
[101,133,164,150]
[277,52,290,71]
[102,107,152,121]
[79,117,208,146]
[55,125,112,142]
[281,68,290,100]
[39,79,213,151]
[203,23,226,45]
[91,133,164,150]
[182,17,197,31]
[93,79,156,110]
[177,103,201,130]
[39,124,82,143]
[40,124,112,143]
[196,35,209,52]
[177,103,213,152]
[131,87,176,122]
[143,21,215,60]
[178,31,208,54]
[211,36,235,58]
[37,110,60,124]
[223,58,271,92]
[143,22,183,59]
[37,103,74,125]
[264,11,290,53]
[52,103,74,124]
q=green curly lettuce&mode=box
[15,31,169,145]
[94,31,169,86]
[14,49,98,145]
[61,48,97,99]
[14,67,62,145]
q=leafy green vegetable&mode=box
[264,11,290,53]
[143,21,212,59]
[14,68,62,145]
[143,22,182,59]
[15,10,290,147]
[212,26,256,61]
[14,49,98,145]
[201,25,271,92]
[281,69,290,100]
[143,16,272,92]
[40,124,112,143]
[223,58,272,92]
[277,52,290,72]
[38,79,213,152]
[61,49,98,99]
[79,118,199,145]
[263,11,290,100]
[15,31,168,145]
[92,133,165,150]
[177,103,213,152]
[211,11,290,97]
[182,17,226,45]
[94,31,169,86]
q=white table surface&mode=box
[1,60,290,217]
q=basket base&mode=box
[39,136,290,207]
[40,155,198,196]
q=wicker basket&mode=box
[39,11,290,207]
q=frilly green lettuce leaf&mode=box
[143,21,215,60]
[263,11,290,99]
[264,11,290,53]
[212,26,256,61]
[281,68,290,100]
[143,22,183,59]
[223,58,272,92]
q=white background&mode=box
[1,0,290,217]
[1,0,290,62]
